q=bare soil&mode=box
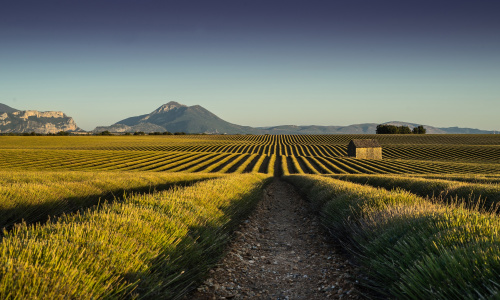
[188,178,361,299]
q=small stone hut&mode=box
[347,139,382,160]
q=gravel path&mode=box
[188,178,361,299]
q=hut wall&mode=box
[355,148,382,160]
[347,144,356,157]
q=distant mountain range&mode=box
[0,102,494,135]
[94,101,496,134]
[0,103,81,134]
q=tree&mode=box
[412,125,426,134]
[376,124,412,134]
[97,131,113,136]
[376,125,399,134]
[399,126,412,134]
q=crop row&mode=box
[0,174,270,299]
[284,174,500,299]
[100,133,497,146]
[3,134,500,147]
[382,144,500,162]
[41,144,499,163]
[0,145,500,167]
[213,133,500,146]
[2,135,500,164]
[45,144,500,164]
[414,174,500,184]
[0,171,220,231]
[0,150,274,174]
[2,149,500,175]
[329,174,500,211]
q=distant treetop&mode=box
[376,124,426,134]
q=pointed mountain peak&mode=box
[151,101,187,114]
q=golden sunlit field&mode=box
[1,134,500,175]
[1,134,499,299]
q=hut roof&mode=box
[349,139,381,148]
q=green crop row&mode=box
[0,150,278,174]
[329,174,500,211]
[284,175,500,299]
[0,171,220,231]
[2,134,500,175]
[2,134,500,149]
[0,174,270,299]
[38,142,499,163]
[3,135,500,162]
[3,148,500,175]
[414,174,500,184]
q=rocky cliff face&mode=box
[0,105,81,134]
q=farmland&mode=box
[1,134,500,298]
[0,134,499,175]
[0,171,221,231]
[0,173,270,299]
[284,174,500,299]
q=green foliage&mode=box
[97,130,113,136]
[412,125,426,134]
[148,131,172,135]
[22,131,41,136]
[329,174,500,212]
[376,124,412,134]
[376,124,426,134]
[284,174,500,299]
[399,125,412,134]
[0,174,270,299]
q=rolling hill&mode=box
[94,102,262,134]
[94,102,494,134]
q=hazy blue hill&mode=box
[118,114,150,126]
[260,124,378,135]
[93,102,495,135]
[439,127,494,134]
[382,121,494,134]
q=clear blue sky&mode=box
[1,0,499,131]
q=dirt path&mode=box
[188,179,361,299]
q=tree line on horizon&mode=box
[376,124,426,134]
[1,126,428,136]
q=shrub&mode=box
[97,130,113,136]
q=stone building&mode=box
[347,139,382,160]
